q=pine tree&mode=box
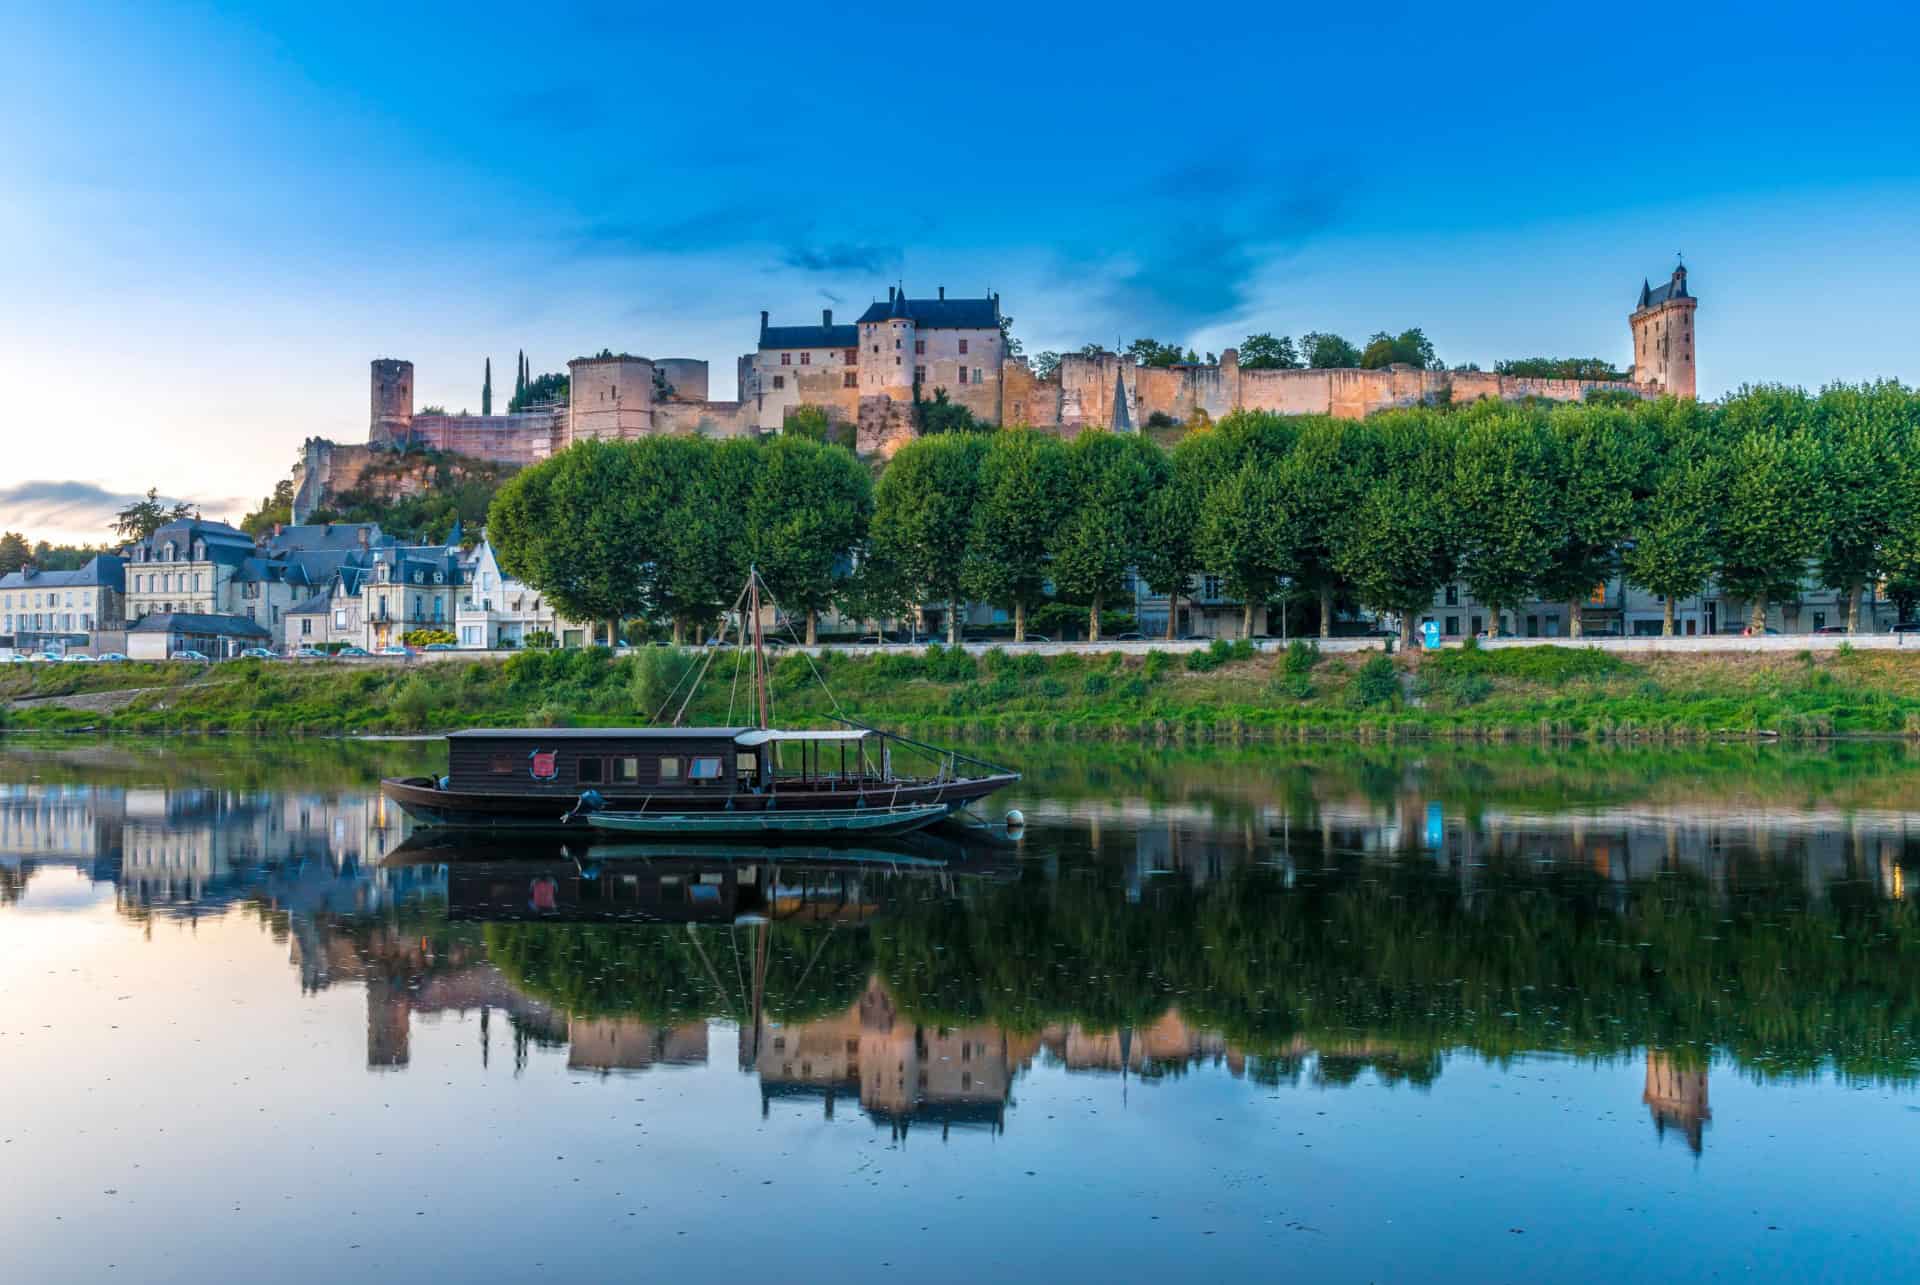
[483,358,493,416]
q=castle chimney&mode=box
[272,522,283,538]
[887,286,896,303]
[358,527,370,551]
[938,285,945,300]
[759,310,768,333]
[822,308,832,326]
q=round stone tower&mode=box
[371,358,415,446]
[1628,264,1697,400]
[566,354,656,443]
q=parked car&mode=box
[238,647,275,659]
[1739,627,1781,637]
[337,646,371,657]
[289,647,325,659]
[377,645,410,657]
[170,650,211,663]
[1812,626,1849,635]
[1112,631,1148,642]
[423,642,456,652]
[61,654,97,663]
[1177,633,1212,642]
[854,634,894,646]
[1022,634,1053,644]
[95,652,129,663]
[1894,623,1920,634]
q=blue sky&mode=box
[3,0,1918,541]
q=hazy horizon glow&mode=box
[4,1,1919,542]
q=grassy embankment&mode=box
[10,641,1920,740]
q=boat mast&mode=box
[750,567,769,730]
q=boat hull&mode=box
[585,803,948,839]
[379,773,1019,830]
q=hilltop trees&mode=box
[0,532,31,575]
[1237,334,1303,371]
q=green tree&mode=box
[915,387,981,435]
[1451,409,1560,634]
[963,430,1071,641]
[1812,382,1917,631]
[1198,457,1289,637]
[1275,417,1365,637]
[1238,333,1302,370]
[782,404,833,442]
[482,357,493,416]
[1300,332,1362,369]
[1052,431,1166,641]
[1139,430,1226,640]
[1332,414,1460,645]
[1535,402,1656,636]
[747,436,872,644]
[112,488,195,543]
[1126,338,1187,368]
[240,478,296,537]
[1713,413,1827,632]
[1359,328,1438,370]
[1496,357,1628,380]
[868,434,988,643]
[1624,452,1722,637]
[488,439,654,647]
[509,371,569,413]
[1031,351,1062,380]
[0,532,30,575]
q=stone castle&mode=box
[291,264,1696,516]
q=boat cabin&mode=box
[443,727,885,797]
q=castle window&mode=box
[957,367,966,384]
[914,339,926,355]
[894,357,901,367]
[958,339,968,355]
[780,353,791,366]
[914,365,926,382]
[799,352,810,365]
[894,339,901,350]
[843,372,857,388]
[871,344,879,354]
[772,375,785,390]
[972,368,983,384]
[845,349,858,365]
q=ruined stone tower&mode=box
[566,354,655,442]
[370,358,415,446]
[1629,264,1696,399]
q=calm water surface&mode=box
[6,736,1920,1282]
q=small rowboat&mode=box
[584,802,950,840]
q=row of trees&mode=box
[488,382,1920,648]
[488,434,871,644]
[1028,328,1443,379]
[866,382,1920,644]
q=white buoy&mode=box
[1004,808,1025,833]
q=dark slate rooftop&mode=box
[287,591,335,616]
[258,523,396,555]
[129,612,272,639]
[854,290,1000,329]
[1637,268,1691,311]
[0,555,125,592]
[760,323,859,351]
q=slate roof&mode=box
[257,523,395,556]
[760,323,859,351]
[1637,269,1690,311]
[0,555,125,592]
[287,591,335,616]
[133,519,254,567]
[129,612,271,639]
[853,292,1000,329]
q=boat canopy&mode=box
[733,728,872,747]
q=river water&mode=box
[5,735,1920,1282]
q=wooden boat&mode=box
[380,570,1020,833]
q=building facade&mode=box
[0,556,125,655]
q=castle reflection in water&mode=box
[16,774,1917,1158]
